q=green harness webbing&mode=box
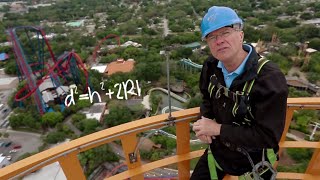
[207,146,222,180]
[207,148,277,180]
[231,58,269,119]
[207,58,276,180]
[207,58,270,126]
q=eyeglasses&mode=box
[206,29,238,42]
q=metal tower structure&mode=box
[6,26,89,115]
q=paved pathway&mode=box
[286,132,305,141]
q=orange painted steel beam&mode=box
[107,150,205,180]
[277,172,320,180]
[58,151,86,180]
[276,172,306,179]
[176,120,191,180]
[0,107,199,179]
[287,97,320,106]
[306,148,320,176]
[121,134,144,180]
[280,141,320,149]
[1,98,320,179]
[280,108,294,143]
[278,107,294,157]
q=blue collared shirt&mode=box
[217,44,252,88]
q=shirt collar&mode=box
[217,44,252,76]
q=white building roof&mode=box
[91,65,107,73]
[39,79,55,92]
[0,42,12,47]
[306,48,317,53]
[301,18,320,25]
[121,41,142,47]
[56,86,69,96]
[85,102,106,121]
[42,91,54,103]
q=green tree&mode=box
[266,53,292,75]
[4,60,18,75]
[122,47,144,60]
[288,87,311,98]
[300,12,313,20]
[186,95,202,108]
[45,131,67,144]
[275,19,298,29]
[100,54,118,63]
[104,102,133,127]
[72,113,86,124]
[9,111,41,129]
[287,148,313,162]
[79,144,119,176]
[134,62,162,81]
[174,47,193,59]
[309,38,320,51]
[296,25,320,41]
[42,112,64,127]
[76,119,99,135]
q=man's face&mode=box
[206,27,244,63]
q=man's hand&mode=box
[193,116,222,138]
[197,135,213,144]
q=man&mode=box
[191,6,288,180]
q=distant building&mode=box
[38,79,55,92]
[0,42,12,47]
[32,33,56,40]
[38,79,69,107]
[301,18,320,27]
[182,42,201,50]
[106,59,135,75]
[305,48,317,54]
[42,91,54,107]
[66,20,84,27]
[10,2,28,14]
[121,41,142,48]
[56,86,69,97]
[286,76,320,94]
[85,102,107,122]
[27,3,53,9]
[91,65,108,74]
[0,53,9,61]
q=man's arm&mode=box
[199,60,215,119]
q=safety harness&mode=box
[206,58,278,180]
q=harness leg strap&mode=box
[208,147,222,180]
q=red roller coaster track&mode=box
[7,26,89,115]
[92,34,120,63]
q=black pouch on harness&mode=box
[236,95,249,118]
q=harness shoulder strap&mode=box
[232,58,269,120]
[242,58,270,95]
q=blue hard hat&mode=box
[201,6,243,40]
